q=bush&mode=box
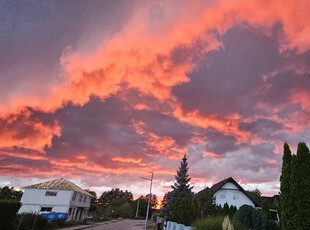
[193,216,224,230]
[172,193,194,226]
[118,202,134,218]
[232,205,267,230]
[266,220,280,230]
[15,213,48,230]
[0,200,21,230]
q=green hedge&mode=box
[232,205,267,230]
[15,213,48,230]
[0,200,21,230]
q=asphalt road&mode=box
[86,219,146,230]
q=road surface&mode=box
[86,219,147,230]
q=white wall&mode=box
[214,182,254,209]
[19,189,73,214]
[70,192,91,208]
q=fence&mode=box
[163,221,195,230]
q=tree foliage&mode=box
[132,197,149,218]
[98,188,133,206]
[161,190,175,220]
[171,154,193,195]
[172,193,194,226]
[145,194,158,210]
[280,142,292,230]
[104,197,132,218]
[0,200,21,230]
[193,188,216,218]
[289,142,310,229]
[279,142,310,229]
[118,202,134,218]
[0,186,23,200]
[247,188,262,205]
[261,199,271,220]
[162,154,193,222]
[232,204,266,230]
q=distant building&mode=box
[196,177,260,209]
[18,178,93,221]
[261,194,280,207]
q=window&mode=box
[84,196,87,203]
[220,191,226,200]
[79,194,83,202]
[41,207,52,212]
[72,192,77,201]
[233,192,239,200]
[68,208,72,215]
[45,191,57,196]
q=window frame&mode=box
[45,191,57,196]
[220,191,226,200]
[41,207,52,212]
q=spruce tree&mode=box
[280,142,292,230]
[163,154,193,221]
[290,142,310,229]
[171,154,193,196]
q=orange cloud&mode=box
[112,157,142,164]
[0,109,61,152]
[2,0,309,117]
[146,132,186,159]
[0,149,47,161]
[173,104,250,143]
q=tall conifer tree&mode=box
[162,154,193,221]
[280,142,292,230]
[171,154,193,196]
[290,142,310,229]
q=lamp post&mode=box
[140,172,153,230]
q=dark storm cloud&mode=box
[239,119,283,139]
[172,24,284,118]
[202,129,238,155]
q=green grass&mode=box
[192,216,224,230]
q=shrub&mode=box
[232,205,267,230]
[193,216,224,230]
[266,220,280,230]
[228,205,237,219]
[118,202,134,218]
[15,213,48,230]
[172,193,194,226]
[0,200,21,230]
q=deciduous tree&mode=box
[99,188,133,206]
[0,186,23,200]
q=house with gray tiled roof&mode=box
[18,178,93,221]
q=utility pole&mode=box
[140,172,153,230]
[135,198,140,218]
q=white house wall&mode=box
[70,192,91,208]
[19,189,73,214]
[213,182,255,209]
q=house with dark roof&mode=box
[18,178,93,221]
[196,177,260,209]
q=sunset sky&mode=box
[1,0,310,199]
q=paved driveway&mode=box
[85,219,146,230]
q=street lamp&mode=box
[140,172,153,230]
